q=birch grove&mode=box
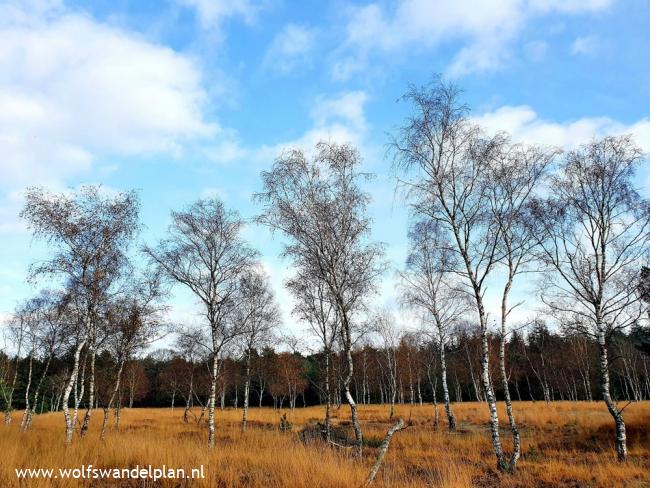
[0,75,647,484]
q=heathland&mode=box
[1,401,649,487]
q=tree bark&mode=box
[208,353,219,448]
[500,278,521,472]
[62,337,86,443]
[80,339,96,437]
[341,313,362,457]
[242,350,251,430]
[364,419,406,486]
[439,339,456,431]
[477,296,507,471]
[597,325,627,461]
[20,350,34,431]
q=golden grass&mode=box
[1,401,648,487]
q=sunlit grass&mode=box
[1,401,648,487]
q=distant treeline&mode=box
[3,322,648,413]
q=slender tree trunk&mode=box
[72,353,86,434]
[63,337,86,443]
[80,341,96,437]
[324,350,331,443]
[183,376,193,423]
[4,329,23,425]
[364,419,406,486]
[100,359,125,440]
[258,382,264,408]
[25,353,53,430]
[439,339,456,431]
[427,366,439,428]
[500,278,520,472]
[208,353,219,448]
[242,350,251,431]
[597,325,627,461]
[388,350,396,420]
[341,314,362,457]
[21,351,34,431]
[478,299,507,471]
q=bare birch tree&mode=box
[374,311,399,420]
[256,142,386,456]
[20,290,67,430]
[99,271,165,439]
[286,269,339,441]
[392,78,512,471]
[532,135,650,461]
[236,268,279,430]
[144,198,257,448]
[399,219,467,431]
[486,142,556,469]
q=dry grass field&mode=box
[1,402,649,487]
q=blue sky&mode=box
[1,0,649,345]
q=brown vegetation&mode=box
[2,402,649,487]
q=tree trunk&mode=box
[80,342,96,437]
[4,330,23,425]
[20,351,34,431]
[242,350,251,430]
[439,339,456,431]
[597,326,627,461]
[364,419,406,486]
[100,359,125,440]
[208,353,219,448]
[500,279,520,472]
[63,337,86,443]
[478,299,507,471]
[324,350,331,443]
[341,313,363,457]
[25,353,53,430]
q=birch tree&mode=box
[144,198,257,448]
[286,269,339,441]
[532,135,650,461]
[21,290,67,430]
[21,186,139,443]
[400,220,467,431]
[3,306,25,424]
[256,142,386,456]
[99,271,165,439]
[236,268,279,430]
[392,78,513,471]
[487,142,555,469]
[375,311,399,420]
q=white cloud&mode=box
[256,91,370,161]
[0,2,216,190]
[310,91,368,132]
[474,105,650,151]
[571,35,599,55]
[333,0,614,79]
[176,0,258,30]
[263,23,317,74]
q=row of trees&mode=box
[3,322,648,413]
[0,77,648,476]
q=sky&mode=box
[1,0,649,349]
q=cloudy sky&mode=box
[1,0,649,345]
